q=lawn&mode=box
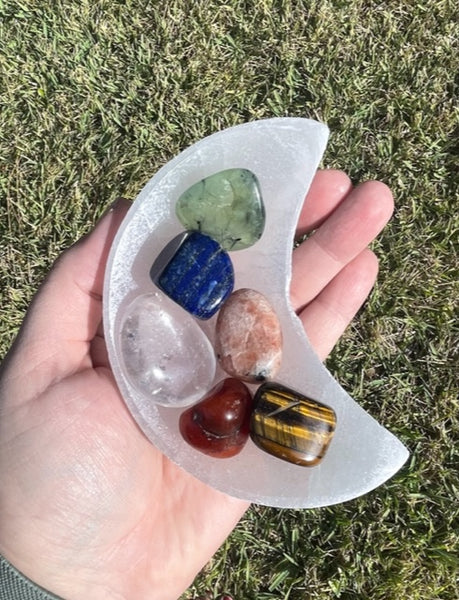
[0,1,457,599]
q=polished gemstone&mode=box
[175,168,265,251]
[119,293,216,407]
[153,231,234,320]
[250,382,336,467]
[215,288,282,382]
[179,378,253,458]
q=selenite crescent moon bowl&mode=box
[103,117,409,508]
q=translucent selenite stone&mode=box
[104,118,409,508]
[120,293,216,407]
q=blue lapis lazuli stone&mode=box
[156,231,234,320]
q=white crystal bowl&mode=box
[103,118,408,508]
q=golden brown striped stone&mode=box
[250,382,336,467]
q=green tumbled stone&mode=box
[176,168,265,251]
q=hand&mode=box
[0,170,393,600]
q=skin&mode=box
[0,170,393,600]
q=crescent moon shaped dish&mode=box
[103,117,409,508]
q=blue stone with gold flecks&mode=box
[152,231,234,320]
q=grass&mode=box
[0,1,457,598]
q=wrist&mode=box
[0,541,190,600]
[0,553,63,599]
[0,544,116,600]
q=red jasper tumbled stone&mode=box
[179,378,253,458]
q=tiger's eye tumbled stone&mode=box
[215,288,282,382]
[152,231,234,320]
[176,168,265,251]
[250,382,336,467]
[179,378,253,458]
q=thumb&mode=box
[0,198,130,404]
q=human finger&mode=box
[299,248,379,360]
[1,199,130,402]
[296,169,353,236]
[291,181,394,312]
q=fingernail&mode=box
[102,197,130,217]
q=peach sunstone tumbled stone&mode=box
[215,288,283,383]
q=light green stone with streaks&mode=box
[175,168,265,251]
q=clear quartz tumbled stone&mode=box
[119,292,216,407]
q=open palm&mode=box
[0,170,393,600]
